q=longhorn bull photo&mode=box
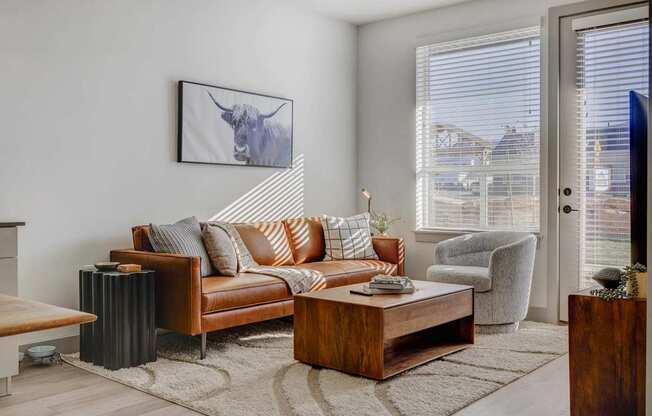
[206,92,292,167]
[177,81,293,168]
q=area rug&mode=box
[62,320,567,416]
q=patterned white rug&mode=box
[63,320,567,416]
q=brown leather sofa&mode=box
[110,217,405,358]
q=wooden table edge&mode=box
[293,283,474,309]
[0,294,97,337]
[0,314,96,338]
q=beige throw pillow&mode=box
[202,224,237,276]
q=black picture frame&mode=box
[177,80,294,168]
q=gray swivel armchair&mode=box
[426,232,537,333]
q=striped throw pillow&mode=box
[148,217,214,277]
[320,213,378,260]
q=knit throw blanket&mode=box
[207,222,326,294]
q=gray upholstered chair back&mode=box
[434,231,534,268]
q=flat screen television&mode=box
[629,91,648,265]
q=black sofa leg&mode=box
[200,333,207,359]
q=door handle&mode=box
[562,205,579,214]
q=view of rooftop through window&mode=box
[416,27,541,231]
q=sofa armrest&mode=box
[110,249,202,336]
[372,236,406,275]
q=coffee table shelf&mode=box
[383,320,473,378]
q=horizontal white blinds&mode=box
[576,21,649,288]
[416,27,541,231]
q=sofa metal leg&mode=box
[200,333,207,359]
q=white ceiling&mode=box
[300,0,476,25]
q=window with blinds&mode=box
[416,27,541,232]
[576,21,649,287]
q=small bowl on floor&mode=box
[27,345,56,359]
[94,262,120,272]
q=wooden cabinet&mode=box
[569,291,646,416]
[0,222,25,397]
[0,226,19,295]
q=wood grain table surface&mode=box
[0,294,96,337]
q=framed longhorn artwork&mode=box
[177,81,293,168]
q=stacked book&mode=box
[352,275,416,296]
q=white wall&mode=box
[0,0,357,343]
[357,0,578,322]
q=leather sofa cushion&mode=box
[132,225,154,252]
[288,260,396,281]
[202,273,291,314]
[234,222,295,266]
[201,260,398,314]
[301,260,397,287]
[283,217,325,264]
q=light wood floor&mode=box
[0,355,569,416]
[457,354,570,416]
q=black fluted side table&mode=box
[79,267,156,370]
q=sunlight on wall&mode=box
[209,154,305,223]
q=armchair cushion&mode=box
[426,264,491,292]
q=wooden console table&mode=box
[569,290,646,415]
[0,294,96,337]
[0,294,96,396]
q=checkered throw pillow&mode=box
[320,213,378,260]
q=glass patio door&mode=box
[558,5,649,320]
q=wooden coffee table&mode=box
[294,280,474,380]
